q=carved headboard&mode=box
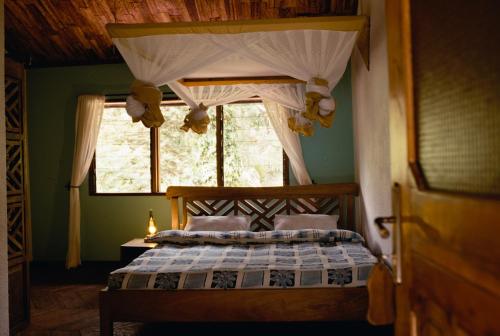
[166,183,359,232]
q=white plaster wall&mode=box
[351,0,392,257]
[0,1,9,334]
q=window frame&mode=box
[89,99,289,196]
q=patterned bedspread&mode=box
[108,229,377,290]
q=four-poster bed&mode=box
[98,15,377,336]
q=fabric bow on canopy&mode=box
[107,16,368,134]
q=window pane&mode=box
[159,105,217,191]
[95,106,151,193]
[223,103,283,187]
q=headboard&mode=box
[166,183,359,232]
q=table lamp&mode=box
[146,209,158,238]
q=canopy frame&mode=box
[106,15,371,133]
[179,76,305,87]
[107,15,370,71]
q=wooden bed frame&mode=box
[100,183,368,335]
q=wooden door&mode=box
[386,1,500,335]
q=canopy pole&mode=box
[356,16,370,70]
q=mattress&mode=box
[108,229,377,290]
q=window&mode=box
[158,105,217,189]
[90,101,288,195]
[93,106,151,193]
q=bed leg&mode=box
[100,316,113,336]
[99,290,113,336]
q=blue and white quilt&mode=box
[108,229,377,290]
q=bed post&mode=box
[170,197,179,229]
[99,289,113,336]
[346,195,355,232]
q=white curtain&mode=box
[167,82,258,134]
[209,30,357,124]
[66,95,105,269]
[173,83,308,121]
[252,83,305,126]
[262,100,312,185]
[172,83,302,110]
[112,29,357,131]
[168,81,254,110]
[114,30,356,90]
[114,35,229,86]
[208,30,357,89]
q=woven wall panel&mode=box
[411,0,500,195]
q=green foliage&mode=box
[223,103,283,187]
[159,106,217,191]
[95,108,151,193]
[96,103,283,193]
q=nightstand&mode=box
[120,238,158,266]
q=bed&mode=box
[99,183,377,335]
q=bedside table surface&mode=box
[121,238,158,248]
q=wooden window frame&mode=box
[89,100,290,196]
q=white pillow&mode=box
[184,215,251,231]
[274,214,339,231]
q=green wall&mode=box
[27,63,353,262]
[301,64,354,184]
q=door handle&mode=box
[374,216,395,238]
[374,184,402,285]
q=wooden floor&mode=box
[18,262,394,335]
[20,283,141,335]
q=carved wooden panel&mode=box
[7,200,24,260]
[185,196,341,231]
[6,139,23,196]
[6,58,30,333]
[5,76,22,133]
[168,184,358,231]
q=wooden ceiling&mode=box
[5,0,358,68]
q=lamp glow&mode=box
[146,209,158,236]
